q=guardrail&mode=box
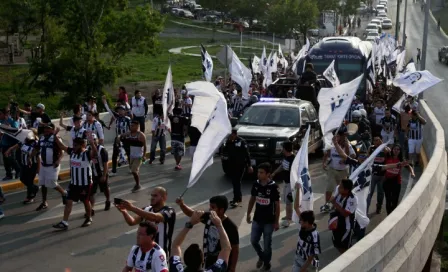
[322,100,447,272]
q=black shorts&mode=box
[332,228,353,250]
[91,175,109,194]
[67,184,92,202]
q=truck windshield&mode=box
[239,106,300,127]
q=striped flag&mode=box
[0,125,34,143]
[201,44,213,82]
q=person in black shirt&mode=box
[21,103,52,135]
[188,124,201,159]
[222,128,253,207]
[152,89,163,117]
[169,211,231,272]
[246,162,280,271]
[299,63,318,86]
[271,141,295,228]
[176,195,239,271]
[169,108,188,170]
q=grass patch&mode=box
[433,7,448,33]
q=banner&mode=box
[290,126,313,223]
[201,44,213,82]
[318,75,363,134]
[323,60,340,87]
[228,46,252,98]
[259,46,267,76]
[393,70,443,96]
[349,141,389,229]
[186,82,231,188]
[162,66,174,129]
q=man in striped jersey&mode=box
[406,111,426,166]
[59,115,87,147]
[149,114,166,164]
[181,90,192,117]
[5,131,40,204]
[82,111,104,145]
[116,186,176,257]
[131,90,149,132]
[120,121,146,192]
[52,133,98,229]
[33,124,68,211]
[103,99,131,176]
[292,211,320,272]
[88,134,111,213]
[123,221,169,272]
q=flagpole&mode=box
[225,45,228,87]
[179,187,189,198]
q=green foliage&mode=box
[8,0,165,109]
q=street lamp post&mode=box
[402,0,408,48]
[420,0,431,99]
[395,0,401,41]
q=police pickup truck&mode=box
[221,98,323,174]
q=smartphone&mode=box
[114,198,124,205]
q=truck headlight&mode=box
[275,141,283,154]
[258,143,265,148]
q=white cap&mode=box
[36,103,45,110]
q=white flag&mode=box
[252,55,260,74]
[318,75,363,134]
[263,51,273,88]
[393,70,443,96]
[201,44,213,82]
[228,46,252,98]
[392,94,406,113]
[290,126,313,223]
[349,141,389,229]
[278,44,284,59]
[259,46,267,76]
[162,66,174,129]
[323,60,340,87]
[186,82,232,188]
[0,125,34,143]
[396,50,406,72]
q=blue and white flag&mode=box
[201,44,213,82]
[318,74,363,135]
[290,126,313,223]
[323,60,340,87]
[259,46,267,76]
[349,141,389,229]
[162,65,174,129]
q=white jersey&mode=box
[374,107,385,125]
[126,244,168,272]
[131,96,147,117]
[328,145,355,171]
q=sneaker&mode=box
[84,209,95,218]
[261,263,271,271]
[320,203,331,212]
[104,200,111,211]
[109,172,117,177]
[256,259,263,269]
[23,198,35,204]
[81,218,93,227]
[132,185,142,192]
[175,165,182,170]
[2,176,12,181]
[281,219,291,228]
[52,221,68,230]
[62,191,68,205]
[36,202,48,211]
[281,216,288,220]
[0,211,4,219]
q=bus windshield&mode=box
[337,62,363,83]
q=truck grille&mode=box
[245,138,271,157]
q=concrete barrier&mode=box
[322,100,447,272]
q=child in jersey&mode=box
[292,211,320,272]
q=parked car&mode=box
[377,12,388,21]
[366,23,381,34]
[221,98,323,174]
[438,46,448,64]
[382,18,393,29]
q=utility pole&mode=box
[395,0,401,41]
[402,0,408,48]
[420,0,431,99]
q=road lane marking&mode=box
[124,188,234,235]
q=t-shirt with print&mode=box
[332,186,357,231]
[251,180,280,224]
[200,212,239,268]
[281,154,295,183]
[169,256,227,272]
[125,244,168,272]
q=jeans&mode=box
[2,147,20,177]
[230,167,245,202]
[366,175,385,212]
[250,221,274,265]
[133,116,146,132]
[383,177,401,215]
[292,256,318,272]
[150,135,166,162]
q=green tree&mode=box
[296,0,319,44]
[266,0,299,37]
[27,0,164,107]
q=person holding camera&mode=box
[115,186,176,256]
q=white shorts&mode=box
[408,139,423,154]
[38,165,60,188]
[381,130,394,144]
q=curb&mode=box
[429,9,448,39]
[420,146,429,169]
[0,140,191,193]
